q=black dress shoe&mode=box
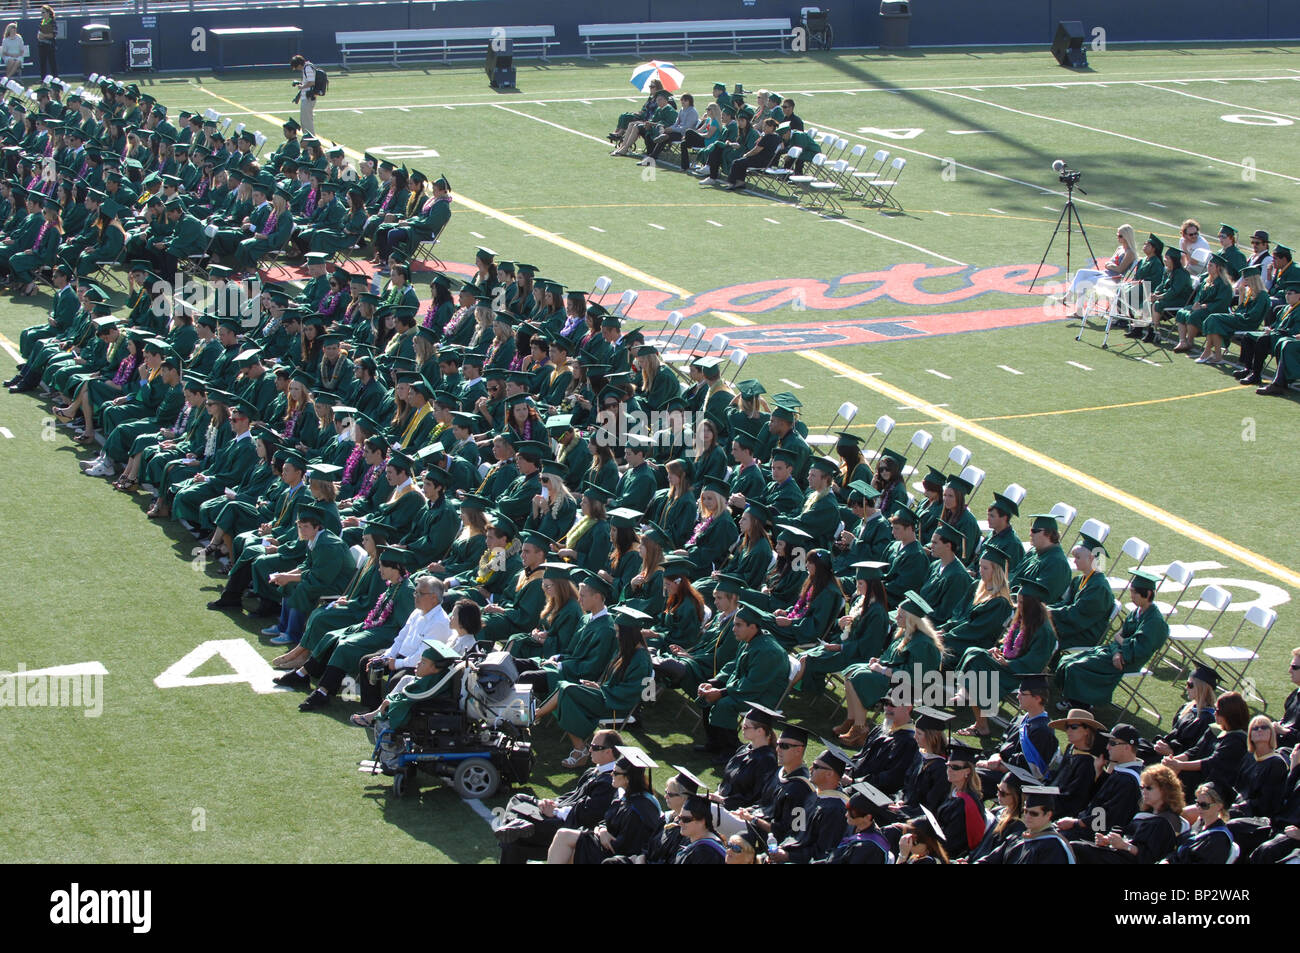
[248,598,280,617]
[1257,381,1286,395]
[273,670,311,690]
[298,690,331,711]
[1239,373,1262,386]
[206,598,243,611]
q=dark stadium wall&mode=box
[18,0,1300,76]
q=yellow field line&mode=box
[193,84,1300,590]
[843,384,1244,429]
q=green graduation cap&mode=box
[851,560,888,581]
[1029,513,1058,533]
[573,567,613,599]
[580,481,614,504]
[878,447,906,467]
[945,473,974,496]
[808,456,838,477]
[889,502,919,526]
[989,492,1020,518]
[897,589,934,618]
[420,639,460,663]
[1074,533,1108,557]
[933,520,964,548]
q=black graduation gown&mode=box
[992,711,1059,782]
[574,792,663,864]
[1277,688,1300,749]
[969,815,1026,863]
[720,744,780,811]
[498,767,616,863]
[936,790,986,856]
[602,815,683,865]
[1164,820,1233,864]
[1048,750,1099,819]
[1183,729,1248,804]
[901,754,948,817]
[849,725,920,797]
[1231,753,1289,819]
[757,767,816,843]
[1071,763,1142,836]
[780,790,849,863]
[673,836,728,863]
[818,828,891,864]
[980,828,1076,864]
[1072,810,1182,865]
[1154,703,1217,756]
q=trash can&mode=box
[79,23,116,78]
[879,1,911,49]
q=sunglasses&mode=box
[726,842,747,853]
[678,814,699,823]
[1251,725,1271,731]
[776,741,804,750]
[1195,801,1215,809]
[589,743,611,751]
[1184,229,1199,236]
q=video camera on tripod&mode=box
[1052,159,1083,188]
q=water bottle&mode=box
[766,832,779,856]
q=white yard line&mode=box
[492,103,610,145]
[933,89,1300,184]
[1135,81,1300,122]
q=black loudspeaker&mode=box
[486,40,515,88]
[1052,20,1087,68]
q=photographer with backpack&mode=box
[290,54,327,135]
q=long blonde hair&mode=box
[1117,223,1136,254]
[972,561,1010,607]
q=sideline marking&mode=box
[648,223,666,230]
[926,369,952,379]
[192,85,1300,590]
[0,331,20,361]
[1067,361,1093,370]
[1136,82,1300,122]
[934,89,1300,184]
[0,427,12,439]
[997,364,1023,375]
[810,120,1178,230]
[779,378,804,389]
[829,217,967,266]
[491,103,610,145]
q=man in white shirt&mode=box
[290,54,317,135]
[359,576,448,708]
[1179,219,1212,276]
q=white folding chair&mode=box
[1107,536,1151,595]
[851,150,892,201]
[589,275,612,304]
[1003,483,1027,508]
[806,159,847,214]
[907,429,933,475]
[865,156,907,211]
[654,310,683,348]
[1152,560,1196,619]
[808,402,862,448]
[1158,584,1233,675]
[1075,517,1110,549]
[1204,605,1277,705]
[1048,502,1077,535]
[611,289,638,318]
[725,347,748,383]
[942,444,972,475]
[958,464,985,500]
[662,322,705,363]
[788,152,828,201]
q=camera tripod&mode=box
[1029,178,1097,292]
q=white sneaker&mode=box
[699,177,717,185]
[637,157,653,167]
[86,461,113,477]
[79,454,104,470]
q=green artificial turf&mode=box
[0,45,1296,862]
